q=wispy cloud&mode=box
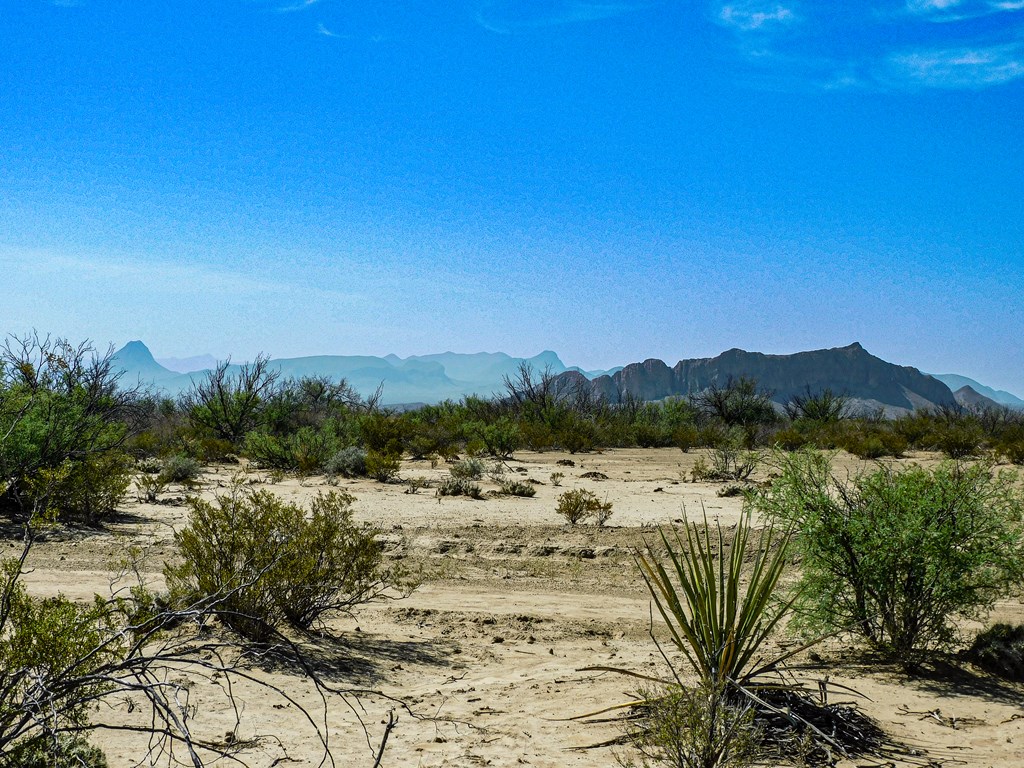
[717,2,796,31]
[475,1,659,34]
[904,0,1024,20]
[884,42,1024,87]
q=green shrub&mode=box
[365,450,401,483]
[623,680,760,768]
[931,422,985,459]
[758,452,1024,665]
[672,424,699,452]
[965,624,1024,682]
[450,457,485,480]
[325,446,368,478]
[1,735,109,768]
[436,476,484,499]
[837,424,907,459]
[499,480,536,497]
[555,488,612,525]
[166,487,401,639]
[159,454,202,484]
[28,452,134,525]
[476,417,521,458]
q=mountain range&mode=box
[112,341,1022,413]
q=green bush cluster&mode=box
[165,487,403,641]
[555,488,613,525]
[758,451,1024,665]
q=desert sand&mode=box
[12,448,1024,767]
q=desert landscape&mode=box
[12,447,1024,767]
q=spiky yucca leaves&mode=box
[635,509,795,690]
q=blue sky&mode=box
[2,0,1022,393]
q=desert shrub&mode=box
[837,423,907,459]
[365,450,402,483]
[166,487,400,639]
[931,422,986,459]
[690,378,778,432]
[499,480,536,497]
[771,426,811,451]
[135,472,169,503]
[1,734,110,768]
[180,355,279,446]
[450,457,485,480]
[436,476,484,499]
[965,624,1024,682]
[28,452,134,525]
[634,422,674,448]
[623,680,760,768]
[550,472,565,486]
[784,387,849,424]
[998,436,1024,465]
[708,445,758,481]
[159,453,202,484]
[758,451,1024,665]
[325,446,368,478]
[0,336,142,520]
[636,511,794,688]
[244,426,343,474]
[474,417,521,458]
[555,488,611,525]
[672,424,699,452]
[556,416,597,454]
[358,412,407,455]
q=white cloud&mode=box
[886,43,1024,87]
[717,2,796,31]
[475,1,658,34]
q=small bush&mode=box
[160,454,202,484]
[29,452,134,525]
[135,473,169,503]
[965,624,1024,682]
[436,476,484,499]
[623,681,760,768]
[2,735,109,768]
[555,488,612,526]
[166,487,401,640]
[931,423,985,459]
[325,446,367,478]
[758,452,1024,665]
[550,471,564,486]
[499,480,536,497]
[365,450,401,483]
[450,457,485,480]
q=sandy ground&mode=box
[10,448,1024,767]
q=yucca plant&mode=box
[635,508,796,689]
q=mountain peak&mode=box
[114,340,157,364]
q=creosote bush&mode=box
[436,476,484,499]
[965,624,1024,682]
[326,445,368,478]
[555,488,612,525]
[166,485,403,640]
[450,457,486,480]
[758,451,1024,665]
[499,479,536,497]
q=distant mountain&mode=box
[156,354,218,373]
[112,340,1017,414]
[554,343,960,416]
[929,373,1024,410]
[111,342,583,405]
[953,385,1002,411]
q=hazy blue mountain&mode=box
[112,342,581,404]
[156,354,218,373]
[113,341,1020,412]
[929,373,1024,410]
